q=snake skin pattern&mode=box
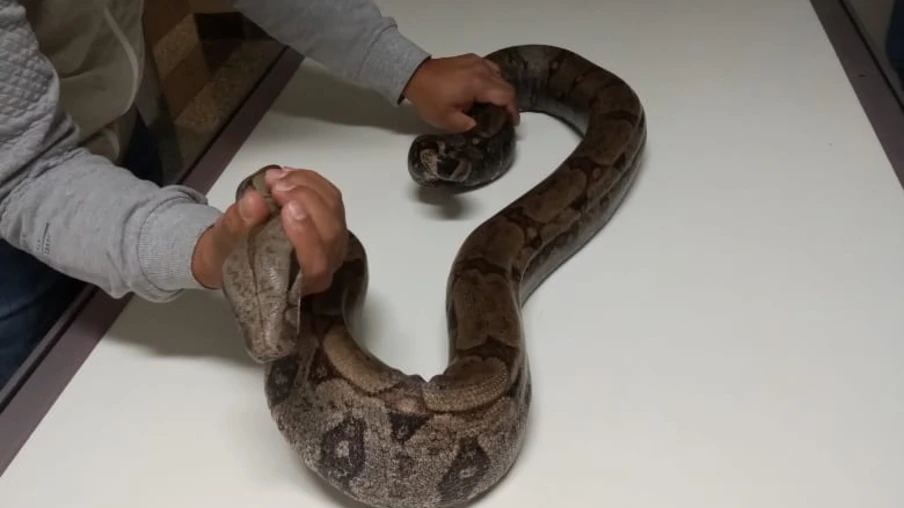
[221,44,646,508]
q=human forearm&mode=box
[225,0,431,102]
[0,0,220,301]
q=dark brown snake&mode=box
[221,44,646,508]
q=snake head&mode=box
[407,104,517,189]
[407,133,473,186]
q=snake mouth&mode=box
[418,149,471,183]
[435,155,471,182]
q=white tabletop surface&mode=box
[3,0,904,506]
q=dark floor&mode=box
[140,0,285,183]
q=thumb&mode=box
[192,190,270,288]
[443,110,477,133]
[213,190,270,250]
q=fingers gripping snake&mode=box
[222,44,646,508]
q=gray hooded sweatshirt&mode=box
[0,0,430,302]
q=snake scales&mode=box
[222,44,646,508]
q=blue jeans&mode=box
[0,115,164,389]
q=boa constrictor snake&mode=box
[222,44,646,508]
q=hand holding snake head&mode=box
[220,164,349,362]
[215,164,348,297]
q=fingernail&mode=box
[274,180,296,193]
[287,201,307,221]
[238,195,254,222]
[266,167,289,181]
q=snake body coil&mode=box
[222,44,646,508]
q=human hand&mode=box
[402,53,521,132]
[191,166,347,296]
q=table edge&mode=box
[0,47,304,476]
[2,0,903,476]
[812,0,904,185]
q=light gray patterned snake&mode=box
[221,44,646,508]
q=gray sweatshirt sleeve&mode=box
[226,0,431,102]
[1,0,430,304]
[0,0,222,302]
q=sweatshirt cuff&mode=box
[358,25,430,104]
[137,197,223,300]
